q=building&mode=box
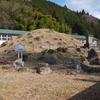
[0,29,29,45]
[70,35,98,47]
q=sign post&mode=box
[14,44,26,59]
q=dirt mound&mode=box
[0,28,84,52]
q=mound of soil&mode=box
[0,29,84,52]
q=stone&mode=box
[87,67,100,73]
[0,59,9,65]
[90,58,100,65]
[69,71,77,75]
[40,46,46,49]
[37,67,52,74]
[41,49,48,56]
[13,58,24,70]
[17,67,27,72]
[59,66,66,69]
[37,63,49,68]
[22,53,34,61]
[87,49,100,65]
[80,57,86,62]
[47,49,55,54]
[45,56,56,65]
[66,61,72,65]
[73,60,82,73]
[88,49,98,60]
[23,54,30,61]
[57,47,67,52]
[81,63,100,73]
[37,57,45,61]
[57,47,62,52]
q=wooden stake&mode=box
[18,51,19,59]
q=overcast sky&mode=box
[48,0,100,19]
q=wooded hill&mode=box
[0,0,100,38]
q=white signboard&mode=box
[14,44,25,51]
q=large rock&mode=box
[13,58,24,70]
[87,67,100,73]
[81,63,100,73]
[37,67,52,74]
[90,58,100,65]
[88,49,100,65]
[88,49,98,60]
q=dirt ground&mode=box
[0,29,100,100]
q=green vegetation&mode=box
[0,0,100,38]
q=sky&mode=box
[48,0,100,19]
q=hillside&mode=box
[0,0,100,38]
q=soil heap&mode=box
[0,28,84,52]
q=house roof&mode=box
[0,29,29,35]
[70,35,98,40]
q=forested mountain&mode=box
[0,0,100,38]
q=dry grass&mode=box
[0,29,84,53]
[0,64,99,100]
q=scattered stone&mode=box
[37,67,52,74]
[2,57,7,60]
[13,58,24,70]
[88,49,98,60]
[41,49,48,56]
[37,63,49,68]
[32,70,37,73]
[45,56,56,65]
[23,54,31,61]
[62,47,68,52]
[73,60,82,73]
[1,66,11,69]
[70,71,77,75]
[87,67,100,73]
[97,73,100,76]
[59,66,67,69]
[0,60,9,65]
[90,58,100,65]
[0,42,7,47]
[66,61,73,65]
[57,47,67,52]
[81,63,100,73]
[17,67,27,72]
[76,48,83,53]
[80,57,86,62]
[40,46,46,49]
[34,36,40,41]
[87,49,100,65]
[66,71,77,75]
[37,56,45,61]
[57,47,62,52]
[47,49,55,54]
